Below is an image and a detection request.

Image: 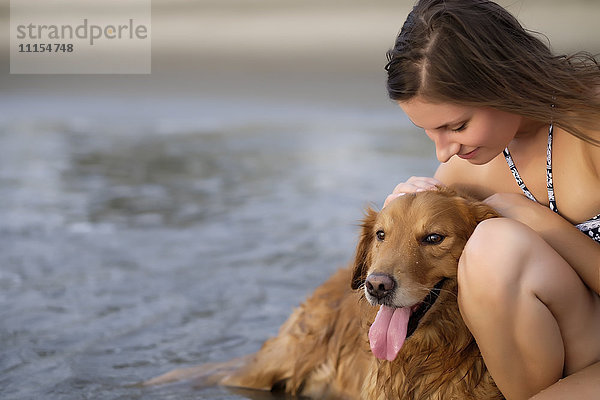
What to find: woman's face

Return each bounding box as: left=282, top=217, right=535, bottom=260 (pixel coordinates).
left=398, top=96, right=522, bottom=165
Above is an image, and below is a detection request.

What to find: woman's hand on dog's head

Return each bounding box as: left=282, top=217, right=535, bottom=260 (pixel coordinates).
left=384, top=176, right=445, bottom=208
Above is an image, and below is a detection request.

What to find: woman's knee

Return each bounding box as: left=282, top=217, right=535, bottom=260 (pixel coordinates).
left=458, top=218, right=536, bottom=306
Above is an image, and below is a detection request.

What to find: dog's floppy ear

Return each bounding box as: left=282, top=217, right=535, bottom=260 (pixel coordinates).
left=446, top=186, right=501, bottom=226
left=351, top=208, right=378, bottom=290
left=469, top=200, right=501, bottom=223
left=445, top=193, right=501, bottom=239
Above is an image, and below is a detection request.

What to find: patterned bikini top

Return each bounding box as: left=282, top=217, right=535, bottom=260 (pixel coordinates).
left=503, top=124, right=600, bottom=243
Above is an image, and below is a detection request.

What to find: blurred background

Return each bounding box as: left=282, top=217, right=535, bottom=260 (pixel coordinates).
left=0, top=1, right=598, bottom=399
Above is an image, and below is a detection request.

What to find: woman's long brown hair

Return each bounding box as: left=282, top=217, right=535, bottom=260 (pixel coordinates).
left=386, top=0, right=600, bottom=145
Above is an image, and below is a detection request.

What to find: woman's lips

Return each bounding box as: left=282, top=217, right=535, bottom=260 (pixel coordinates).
left=457, top=148, right=478, bottom=160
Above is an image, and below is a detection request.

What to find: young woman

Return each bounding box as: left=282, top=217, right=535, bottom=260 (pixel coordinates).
left=382, top=1, right=600, bottom=399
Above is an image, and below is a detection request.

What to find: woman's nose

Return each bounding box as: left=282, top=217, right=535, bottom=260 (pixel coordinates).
left=427, top=130, right=460, bottom=163
left=435, top=143, right=461, bottom=163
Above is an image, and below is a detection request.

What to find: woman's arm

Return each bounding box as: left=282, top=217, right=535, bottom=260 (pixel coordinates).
left=384, top=155, right=497, bottom=207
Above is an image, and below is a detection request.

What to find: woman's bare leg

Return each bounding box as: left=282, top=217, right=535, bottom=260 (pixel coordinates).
left=457, top=218, right=600, bottom=400
left=530, top=361, right=600, bottom=399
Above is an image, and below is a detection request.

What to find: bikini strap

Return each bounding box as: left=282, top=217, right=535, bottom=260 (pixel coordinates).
left=503, top=148, right=537, bottom=202
left=546, top=124, right=559, bottom=213
left=503, top=124, right=557, bottom=211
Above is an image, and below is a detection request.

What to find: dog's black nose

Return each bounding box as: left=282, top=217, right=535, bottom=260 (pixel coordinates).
left=365, top=273, right=395, bottom=300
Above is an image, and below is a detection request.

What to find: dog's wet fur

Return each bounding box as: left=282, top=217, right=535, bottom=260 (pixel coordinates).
left=145, top=187, right=504, bottom=399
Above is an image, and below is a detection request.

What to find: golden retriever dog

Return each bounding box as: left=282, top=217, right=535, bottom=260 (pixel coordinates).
left=145, top=187, right=504, bottom=399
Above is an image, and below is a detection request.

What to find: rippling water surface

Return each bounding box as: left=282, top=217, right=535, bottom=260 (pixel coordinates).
left=0, top=95, right=436, bottom=399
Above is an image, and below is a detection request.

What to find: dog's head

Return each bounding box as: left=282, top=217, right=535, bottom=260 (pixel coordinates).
left=351, top=187, right=498, bottom=361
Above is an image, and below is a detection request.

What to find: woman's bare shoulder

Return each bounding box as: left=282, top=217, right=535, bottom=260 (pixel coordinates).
left=434, top=154, right=515, bottom=200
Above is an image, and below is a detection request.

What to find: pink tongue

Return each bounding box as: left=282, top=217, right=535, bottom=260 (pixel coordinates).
left=368, top=305, right=411, bottom=361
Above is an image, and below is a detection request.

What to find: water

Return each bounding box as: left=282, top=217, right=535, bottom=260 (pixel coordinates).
left=0, top=95, right=436, bottom=400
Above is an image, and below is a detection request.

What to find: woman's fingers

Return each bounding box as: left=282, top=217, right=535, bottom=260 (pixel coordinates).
left=392, top=177, right=444, bottom=194
left=383, top=193, right=404, bottom=208
left=384, top=177, right=445, bottom=208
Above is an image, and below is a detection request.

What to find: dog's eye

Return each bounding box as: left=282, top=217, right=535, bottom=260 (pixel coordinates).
left=422, top=233, right=444, bottom=245
left=376, top=230, right=385, bottom=241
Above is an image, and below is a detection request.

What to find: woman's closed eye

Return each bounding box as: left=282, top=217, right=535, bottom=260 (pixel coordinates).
left=451, top=122, right=468, bottom=132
